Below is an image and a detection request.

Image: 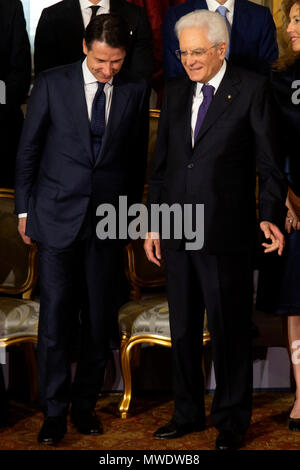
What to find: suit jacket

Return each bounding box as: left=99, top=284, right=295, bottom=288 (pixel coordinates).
left=162, top=0, right=278, bottom=78
left=0, top=0, right=31, bottom=106
left=34, top=0, right=153, bottom=81
left=0, top=0, right=31, bottom=188
left=271, top=60, right=300, bottom=197
left=15, top=61, right=149, bottom=249
left=148, top=64, right=287, bottom=254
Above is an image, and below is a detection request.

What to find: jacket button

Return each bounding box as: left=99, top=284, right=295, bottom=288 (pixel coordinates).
left=187, top=163, right=194, bottom=169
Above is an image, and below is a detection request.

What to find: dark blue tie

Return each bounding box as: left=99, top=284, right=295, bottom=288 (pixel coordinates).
left=90, top=81, right=106, bottom=162
left=194, top=84, right=215, bottom=140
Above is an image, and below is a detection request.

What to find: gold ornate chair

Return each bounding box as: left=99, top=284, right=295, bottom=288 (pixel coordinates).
left=0, top=189, right=39, bottom=400
left=118, top=110, right=210, bottom=419
left=118, top=239, right=210, bottom=419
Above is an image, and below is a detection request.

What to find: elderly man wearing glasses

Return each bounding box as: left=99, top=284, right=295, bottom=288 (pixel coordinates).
left=144, top=10, right=287, bottom=451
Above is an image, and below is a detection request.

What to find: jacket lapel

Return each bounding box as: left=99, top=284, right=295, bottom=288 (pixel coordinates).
left=193, top=64, right=241, bottom=146
left=181, top=80, right=196, bottom=156
left=65, top=61, right=94, bottom=164
left=95, top=72, right=132, bottom=166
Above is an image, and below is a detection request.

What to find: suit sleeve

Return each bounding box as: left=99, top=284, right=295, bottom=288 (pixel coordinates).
left=256, top=9, right=278, bottom=75
left=5, top=1, right=31, bottom=106
left=162, top=9, right=184, bottom=79
left=34, top=9, right=58, bottom=76
left=147, top=85, right=169, bottom=231
left=15, top=74, right=50, bottom=214
left=128, top=81, right=150, bottom=205
left=126, top=8, right=153, bottom=82
left=250, top=79, right=287, bottom=227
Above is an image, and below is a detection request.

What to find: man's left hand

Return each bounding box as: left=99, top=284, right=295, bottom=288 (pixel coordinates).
left=260, top=221, right=285, bottom=256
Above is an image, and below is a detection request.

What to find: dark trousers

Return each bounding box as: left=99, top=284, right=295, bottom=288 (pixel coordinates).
left=37, top=236, right=123, bottom=417
left=164, top=248, right=253, bottom=433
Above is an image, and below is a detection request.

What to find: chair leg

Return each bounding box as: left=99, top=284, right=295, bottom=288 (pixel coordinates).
left=119, top=335, right=136, bottom=419
left=131, top=343, right=141, bottom=370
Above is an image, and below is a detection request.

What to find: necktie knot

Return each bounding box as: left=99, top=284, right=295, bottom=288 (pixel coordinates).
left=97, top=81, right=105, bottom=93
left=217, top=5, right=228, bottom=17
left=201, top=84, right=215, bottom=99
left=90, top=5, right=100, bottom=20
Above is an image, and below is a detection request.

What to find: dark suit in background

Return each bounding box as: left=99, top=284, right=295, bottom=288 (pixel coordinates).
left=34, top=0, right=153, bottom=80
left=162, top=0, right=278, bottom=78
left=0, top=0, right=31, bottom=188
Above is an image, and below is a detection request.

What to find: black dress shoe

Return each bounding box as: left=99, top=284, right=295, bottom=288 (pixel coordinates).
left=38, top=416, right=67, bottom=445
left=71, top=409, right=103, bottom=435
left=288, top=416, right=300, bottom=431
left=153, top=420, right=205, bottom=439
left=215, top=430, right=244, bottom=450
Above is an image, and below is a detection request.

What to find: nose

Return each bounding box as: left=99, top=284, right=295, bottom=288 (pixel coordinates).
left=184, top=53, right=196, bottom=67
left=102, top=62, right=113, bottom=77
left=287, top=21, right=293, bottom=34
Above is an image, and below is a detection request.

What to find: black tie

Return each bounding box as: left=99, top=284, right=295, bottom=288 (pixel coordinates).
left=90, top=82, right=106, bottom=162
left=90, top=5, right=100, bottom=22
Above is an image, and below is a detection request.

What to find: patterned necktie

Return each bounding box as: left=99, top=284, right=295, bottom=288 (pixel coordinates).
left=90, top=5, right=100, bottom=22
left=216, top=6, right=231, bottom=59
left=90, top=81, right=106, bottom=161
left=194, top=84, right=215, bottom=140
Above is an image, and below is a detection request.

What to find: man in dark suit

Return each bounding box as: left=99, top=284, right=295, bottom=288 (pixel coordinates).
left=0, top=0, right=31, bottom=188
left=15, top=14, right=148, bottom=445
left=34, top=0, right=153, bottom=81
left=144, top=10, right=287, bottom=450
left=162, top=0, right=278, bottom=78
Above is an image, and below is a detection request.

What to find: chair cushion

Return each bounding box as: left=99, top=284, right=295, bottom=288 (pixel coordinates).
left=0, top=297, right=39, bottom=343
left=119, top=294, right=170, bottom=338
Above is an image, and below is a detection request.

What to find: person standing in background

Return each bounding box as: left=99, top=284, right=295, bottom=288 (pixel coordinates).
left=257, top=0, right=300, bottom=431
left=0, top=0, right=31, bottom=426
left=34, top=0, right=153, bottom=81
left=162, top=0, right=278, bottom=78
left=0, top=0, right=31, bottom=188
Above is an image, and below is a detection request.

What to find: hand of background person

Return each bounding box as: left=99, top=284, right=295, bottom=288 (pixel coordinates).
left=260, top=221, right=285, bottom=256
left=285, top=193, right=300, bottom=233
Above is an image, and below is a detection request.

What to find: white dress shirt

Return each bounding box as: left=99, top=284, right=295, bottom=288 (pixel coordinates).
left=191, top=60, right=227, bottom=147
left=82, top=57, right=113, bottom=122
left=18, top=58, right=113, bottom=219
left=206, top=0, right=235, bottom=25
left=79, top=0, right=110, bottom=28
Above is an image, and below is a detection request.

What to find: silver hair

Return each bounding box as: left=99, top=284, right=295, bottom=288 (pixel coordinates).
left=174, top=10, right=229, bottom=45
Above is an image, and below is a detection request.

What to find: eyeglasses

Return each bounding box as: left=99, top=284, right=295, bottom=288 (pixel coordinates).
left=175, top=45, right=217, bottom=60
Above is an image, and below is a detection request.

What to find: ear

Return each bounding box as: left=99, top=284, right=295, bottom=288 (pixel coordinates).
left=83, top=39, right=88, bottom=56
left=218, top=42, right=227, bottom=60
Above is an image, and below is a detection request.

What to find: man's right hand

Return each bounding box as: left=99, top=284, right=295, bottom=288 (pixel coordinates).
left=18, top=217, right=33, bottom=245
left=144, top=232, right=162, bottom=267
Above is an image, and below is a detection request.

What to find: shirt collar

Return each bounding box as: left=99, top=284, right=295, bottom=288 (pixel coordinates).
left=206, top=0, right=235, bottom=14
left=195, top=60, right=227, bottom=97
left=82, top=57, right=113, bottom=86
left=79, top=0, right=110, bottom=11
